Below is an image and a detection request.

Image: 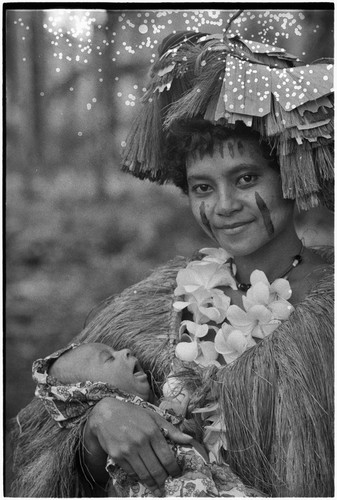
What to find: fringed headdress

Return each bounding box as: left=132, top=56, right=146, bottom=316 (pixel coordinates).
left=121, top=14, right=334, bottom=211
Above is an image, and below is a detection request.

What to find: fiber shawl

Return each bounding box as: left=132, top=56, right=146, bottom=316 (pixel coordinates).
left=11, top=248, right=334, bottom=497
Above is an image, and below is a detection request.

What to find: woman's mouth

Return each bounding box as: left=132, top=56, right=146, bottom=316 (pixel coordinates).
left=214, top=220, right=253, bottom=234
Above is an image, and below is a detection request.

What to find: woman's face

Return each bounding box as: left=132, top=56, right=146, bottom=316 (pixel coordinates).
left=186, top=136, right=295, bottom=258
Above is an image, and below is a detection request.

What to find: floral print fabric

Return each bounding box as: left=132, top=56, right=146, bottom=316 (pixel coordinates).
left=107, top=440, right=262, bottom=497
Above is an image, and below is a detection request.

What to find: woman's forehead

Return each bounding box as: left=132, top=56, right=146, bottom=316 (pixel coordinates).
left=186, top=137, right=267, bottom=169
left=190, top=136, right=261, bottom=157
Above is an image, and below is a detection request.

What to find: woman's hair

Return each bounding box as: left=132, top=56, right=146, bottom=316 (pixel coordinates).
left=165, top=118, right=279, bottom=193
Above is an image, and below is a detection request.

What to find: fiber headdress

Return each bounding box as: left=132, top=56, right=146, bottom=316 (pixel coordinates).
left=121, top=20, right=334, bottom=211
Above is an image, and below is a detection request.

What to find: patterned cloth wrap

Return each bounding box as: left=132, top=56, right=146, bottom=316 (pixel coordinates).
left=33, top=344, right=262, bottom=497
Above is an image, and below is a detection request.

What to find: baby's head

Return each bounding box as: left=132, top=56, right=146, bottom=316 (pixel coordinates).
left=49, top=343, right=151, bottom=401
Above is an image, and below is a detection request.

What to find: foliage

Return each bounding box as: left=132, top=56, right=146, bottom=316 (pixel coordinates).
left=5, top=169, right=209, bottom=424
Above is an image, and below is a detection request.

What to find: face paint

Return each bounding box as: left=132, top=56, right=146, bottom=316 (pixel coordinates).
left=199, top=202, right=217, bottom=241
left=237, top=140, right=245, bottom=156
left=218, top=141, right=224, bottom=159
left=227, top=141, right=235, bottom=159
left=255, top=192, right=274, bottom=237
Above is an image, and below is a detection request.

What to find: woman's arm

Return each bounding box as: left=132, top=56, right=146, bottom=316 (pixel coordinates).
left=83, top=397, right=194, bottom=496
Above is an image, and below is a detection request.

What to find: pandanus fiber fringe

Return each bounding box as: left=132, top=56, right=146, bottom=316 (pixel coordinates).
left=11, top=399, right=89, bottom=497
left=213, top=271, right=334, bottom=496
left=121, top=96, right=164, bottom=182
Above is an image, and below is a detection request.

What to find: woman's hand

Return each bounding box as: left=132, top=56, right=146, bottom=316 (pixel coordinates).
left=84, top=397, right=193, bottom=496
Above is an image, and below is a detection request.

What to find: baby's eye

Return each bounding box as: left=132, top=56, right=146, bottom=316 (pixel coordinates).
left=104, top=353, right=115, bottom=363
left=190, top=184, right=213, bottom=194
left=237, top=174, right=257, bottom=186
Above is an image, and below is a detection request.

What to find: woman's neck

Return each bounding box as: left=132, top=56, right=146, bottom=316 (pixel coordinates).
left=233, top=228, right=303, bottom=285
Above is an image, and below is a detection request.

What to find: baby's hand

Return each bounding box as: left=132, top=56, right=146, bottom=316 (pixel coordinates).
left=159, top=399, right=187, bottom=416
left=161, top=374, right=191, bottom=417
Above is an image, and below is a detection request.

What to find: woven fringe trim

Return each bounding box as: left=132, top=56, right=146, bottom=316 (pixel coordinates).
left=11, top=399, right=90, bottom=497
left=121, top=96, right=164, bottom=182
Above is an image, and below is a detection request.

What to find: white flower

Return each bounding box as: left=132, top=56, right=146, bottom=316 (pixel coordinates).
left=193, top=402, right=227, bottom=459
left=199, top=247, right=233, bottom=264
left=174, top=259, right=237, bottom=296
left=175, top=337, right=220, bottom=366
left=174, top=252, right=294, bottom=366
left=174, top=287, right=231, bottom=324
left=197, top=341, right=220, bottom=366
left=214, top=323, right=256, bottom=363
left=226, top=304, right=281, bottom=339
left=242, top=270, right=294, bottom=323
left=176, top=322, right=220, bottom=366
left=203, top=415, right=227, bottom=462
left=179, top=320, right=209, bottom=338
left=175, top=339, right=199, bottom=362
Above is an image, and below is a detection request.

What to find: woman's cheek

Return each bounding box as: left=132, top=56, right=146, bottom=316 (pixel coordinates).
left=199, top=201, right=211, bottom=230
left=189, top=197, right=200, bottom=222
left=255, top=191, right=275, bottom=237
left=190, top=200, right=218, bottom=242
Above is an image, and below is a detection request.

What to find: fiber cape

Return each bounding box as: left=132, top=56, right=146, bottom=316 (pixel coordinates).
left=11, top=246, right=334, bottom=497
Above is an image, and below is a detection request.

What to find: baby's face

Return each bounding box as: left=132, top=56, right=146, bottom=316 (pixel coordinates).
left=66, top=343, right=151, bottom=401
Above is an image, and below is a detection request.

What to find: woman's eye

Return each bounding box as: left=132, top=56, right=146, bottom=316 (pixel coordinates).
left=191, top=184, right=212, bottom=194
left=237, top=174, right=257, bottom=186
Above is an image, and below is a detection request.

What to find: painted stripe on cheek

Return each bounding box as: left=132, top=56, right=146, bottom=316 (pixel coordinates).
left=255, top=192, right=275, bottom=237
left=200, top=202, right=217, bottom=241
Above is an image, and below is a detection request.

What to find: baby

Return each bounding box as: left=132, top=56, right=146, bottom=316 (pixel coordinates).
left=33, top=342, right=262, bottom=497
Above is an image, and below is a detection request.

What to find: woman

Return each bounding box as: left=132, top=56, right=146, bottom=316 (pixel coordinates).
left=12, top=26, right=333, bottom=497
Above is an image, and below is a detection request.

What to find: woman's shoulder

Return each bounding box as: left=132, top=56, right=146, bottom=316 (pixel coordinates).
left=308, top=245, right=334, bottom=264
left=290, top=246, right=333, bottom=306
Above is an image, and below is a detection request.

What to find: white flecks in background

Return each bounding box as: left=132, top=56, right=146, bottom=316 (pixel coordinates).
left=14, top=8, right=331, bottom=140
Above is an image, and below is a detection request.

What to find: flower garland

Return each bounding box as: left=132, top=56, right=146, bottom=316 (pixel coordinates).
left=173, top=247, right=294, bottom=366
left=165, top=247, right=295, bottom=462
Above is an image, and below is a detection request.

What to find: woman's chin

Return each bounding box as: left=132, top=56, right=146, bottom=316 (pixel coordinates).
left=216, top=239, right=263, bottom=259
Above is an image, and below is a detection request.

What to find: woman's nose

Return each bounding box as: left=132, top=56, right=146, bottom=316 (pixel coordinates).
left=215, top=188, right=241, bottom=216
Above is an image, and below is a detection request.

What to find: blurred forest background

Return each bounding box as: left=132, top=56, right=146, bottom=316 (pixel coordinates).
left=5, top=6, right=334, bottom=494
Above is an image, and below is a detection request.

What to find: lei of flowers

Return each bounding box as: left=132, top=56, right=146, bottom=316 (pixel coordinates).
left=166, top=247, right=294, bottom=461
left=173, top=247, right=294, bottom=366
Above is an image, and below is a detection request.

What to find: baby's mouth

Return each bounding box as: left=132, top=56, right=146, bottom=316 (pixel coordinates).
left=133, top=360, right=145, bottom=376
